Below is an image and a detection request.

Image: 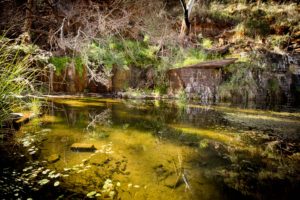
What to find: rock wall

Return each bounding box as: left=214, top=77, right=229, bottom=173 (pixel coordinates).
left=112, top=66, right=154, bottom=92
left=43, top=65, right=155, bottom=94
left=42, top=65, right=108, bottom=94
left=112, top=68, right=131, bottom=91
left=168, top=67, right=222, bottom=101
left=260, top=52, right=300, bottom=105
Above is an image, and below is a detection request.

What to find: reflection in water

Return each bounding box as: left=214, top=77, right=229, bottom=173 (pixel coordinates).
left=1, top=98, right=300, bottom=199
left=86, top=109, right=112, bottom=130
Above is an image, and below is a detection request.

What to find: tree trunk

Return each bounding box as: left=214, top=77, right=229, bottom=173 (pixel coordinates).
left=179, top=0, right=195, bottom=39
left=49, top=66, right=54, bottom=93
left=179, top=16, right=190, bottom=39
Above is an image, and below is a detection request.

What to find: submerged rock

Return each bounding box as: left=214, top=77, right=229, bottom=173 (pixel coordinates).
left=164, top=173, right=183, bottom=188
left=153, top=164, right=170, bottom=181
left=71, top=143, right=96, bottom=152
left=47, top=154, right=60, bottom=163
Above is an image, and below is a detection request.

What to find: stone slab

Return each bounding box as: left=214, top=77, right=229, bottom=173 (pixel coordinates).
left=70, top=143, right=96, bottom=152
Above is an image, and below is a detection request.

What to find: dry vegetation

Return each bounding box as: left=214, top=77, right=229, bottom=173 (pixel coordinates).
left=1, top=0, right=298, bottom=56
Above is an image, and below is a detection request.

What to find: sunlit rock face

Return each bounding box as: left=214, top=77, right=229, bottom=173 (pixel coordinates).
left=167, top=59, right=236, bottom=102
left=169, top=67, right=221, bottom=101
left=112, top=66, right=155, bottom=92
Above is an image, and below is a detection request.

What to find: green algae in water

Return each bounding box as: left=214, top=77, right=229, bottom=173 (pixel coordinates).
left=4, top=98, right=300, bottom=199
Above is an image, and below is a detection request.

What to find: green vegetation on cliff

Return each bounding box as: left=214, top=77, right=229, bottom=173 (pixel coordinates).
left=49, top=56, right=84, bottom=76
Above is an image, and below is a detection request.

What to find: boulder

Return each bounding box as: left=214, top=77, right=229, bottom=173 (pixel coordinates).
left=48, top=154, right=60, bottom=163
left=13, top=113, right=36, bottom=130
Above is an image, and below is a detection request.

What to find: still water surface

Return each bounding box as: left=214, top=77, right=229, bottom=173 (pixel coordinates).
left=1, top=98, right=300, bottom=199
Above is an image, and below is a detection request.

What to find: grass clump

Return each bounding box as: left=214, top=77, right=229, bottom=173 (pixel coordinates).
left=174, top=48, right=220, bottom=67
left=268, top=35, right=291, bottom=50
left=0, top=37, right=39, bottom=123
left=202, top=38, right=213, bottom=49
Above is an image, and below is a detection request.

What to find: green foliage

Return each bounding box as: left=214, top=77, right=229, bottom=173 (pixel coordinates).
left=49, top=56, right=84, bottom=76
left=269, top=35, right=290, bottom=49
left=209, top=10, right=239, bottom=25
left=86, top=38, right=160, bottom=70
left=177, top=89, right=188, bottom=104
left=0, top=37, right=39, bottom=123
left=154, top=84, right=168, bottom=95
left=49, top=57, right=70, bottom=76
left=87, top=42, right=125, bottom=70
left=244, top=9, right=270, bottom=37
left=174, top=48, right=220, bottom=67
left=202, top=38, right=213, bottom=49
left=267, top=77, right=279, bottom=93
left=218, top=61, right=264, bottom=101
left=74, top=57, right=84, bottom=76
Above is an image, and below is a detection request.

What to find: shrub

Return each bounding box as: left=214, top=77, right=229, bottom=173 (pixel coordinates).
left=85, top=37, right=160, bottom=70
left=244, top=9, right=270, bottom=37
left=218, top=60, right=264, bottom=101
left=177, top=89, right=188, bottom=103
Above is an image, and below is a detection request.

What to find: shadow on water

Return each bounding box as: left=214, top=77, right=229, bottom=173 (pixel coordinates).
left=1, top=98, right=300, bottom=199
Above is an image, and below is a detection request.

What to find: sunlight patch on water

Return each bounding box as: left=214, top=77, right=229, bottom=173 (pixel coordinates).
left=50, top=98, right=106, bottom=107
left=225, top=112, right=300, bottom=124
left=187, top=104, right=300, bottom=120
left=171, top=124, right=241, bottom=146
